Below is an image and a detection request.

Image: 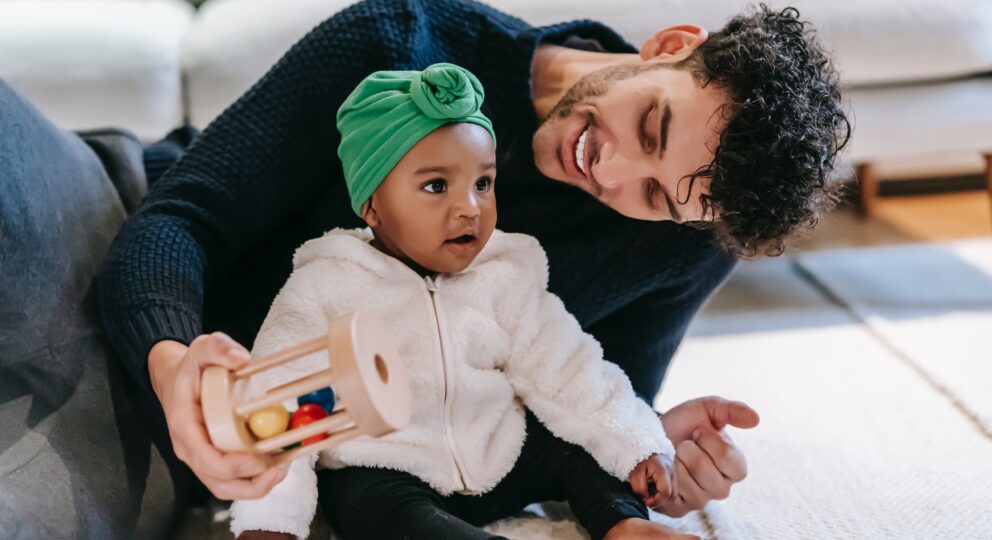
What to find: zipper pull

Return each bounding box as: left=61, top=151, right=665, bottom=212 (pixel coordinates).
left=424, top=275, right=438, bottom=292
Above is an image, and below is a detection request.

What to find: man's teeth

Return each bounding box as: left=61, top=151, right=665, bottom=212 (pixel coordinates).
left=575, top=129, right=587, bottom=175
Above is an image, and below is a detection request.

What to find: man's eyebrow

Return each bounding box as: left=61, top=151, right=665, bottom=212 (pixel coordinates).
left=656, top=179, right=684, bottom=222
left=414, top=165, right=453, bottom=175
left=658, top=100, right=672, bottom=160
left=648, top=178, right=682, bottom=223
left=644, top=179, right=683, bottom=222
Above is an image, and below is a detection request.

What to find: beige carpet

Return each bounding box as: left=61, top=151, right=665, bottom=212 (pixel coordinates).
left=652, top=240, right=992, bottom=539
left=796, top=239, right=992, bottom=437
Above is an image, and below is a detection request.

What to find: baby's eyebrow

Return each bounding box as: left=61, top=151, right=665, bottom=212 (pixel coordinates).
left=480, top=162, right=497, bottom=170
left=414, top=165, right=454, bottom=175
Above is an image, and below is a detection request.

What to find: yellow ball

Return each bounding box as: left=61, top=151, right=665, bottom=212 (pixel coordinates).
left=248, top=405, right=290, bottom=439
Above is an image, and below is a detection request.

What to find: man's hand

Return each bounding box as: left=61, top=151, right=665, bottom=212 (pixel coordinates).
left=149, top=333, right=288, bottom=500
left=628, top=453, right=676, bottom=509
left=655, top=396, right=760, bottom=516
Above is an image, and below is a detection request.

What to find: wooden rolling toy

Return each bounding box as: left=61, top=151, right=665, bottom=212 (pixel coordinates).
left=200, top=312, right=410, bottom=465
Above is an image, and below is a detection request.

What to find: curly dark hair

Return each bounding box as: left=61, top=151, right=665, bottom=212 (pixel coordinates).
left=677, top=4, right=851, bottom=257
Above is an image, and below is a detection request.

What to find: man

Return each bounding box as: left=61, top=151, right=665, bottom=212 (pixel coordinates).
left=83, top=0, right=842, bottom=534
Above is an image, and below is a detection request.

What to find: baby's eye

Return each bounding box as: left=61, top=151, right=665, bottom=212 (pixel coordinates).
left=423, top=179, right=447, bottom=193
left=474, top=177, right=493, bottom=192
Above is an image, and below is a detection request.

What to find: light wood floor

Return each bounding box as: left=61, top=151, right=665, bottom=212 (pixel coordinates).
left=796, top=189, right=992, bottom=251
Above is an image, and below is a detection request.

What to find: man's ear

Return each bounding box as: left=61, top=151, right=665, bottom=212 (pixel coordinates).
left=361, top=197, right=379, bottom=227
left=639, top=25, right=708, bottom=63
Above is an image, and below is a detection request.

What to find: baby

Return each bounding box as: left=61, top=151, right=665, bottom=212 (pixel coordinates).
left=230, top=63, right=686, bottom=540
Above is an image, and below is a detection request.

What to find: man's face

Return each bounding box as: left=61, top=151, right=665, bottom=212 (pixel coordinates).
left=532, top=63, right=728, bottom=222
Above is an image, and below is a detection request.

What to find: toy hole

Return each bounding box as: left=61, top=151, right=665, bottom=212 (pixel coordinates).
left=374, top=355, right=389, bottom=384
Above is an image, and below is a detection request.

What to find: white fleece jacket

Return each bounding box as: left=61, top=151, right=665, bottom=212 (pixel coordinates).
left=230, top=228, right=674, bottom=538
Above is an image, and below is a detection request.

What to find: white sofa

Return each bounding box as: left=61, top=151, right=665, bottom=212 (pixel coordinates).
left=0, top=0, right=193, bottom=141
left=3, top=0, right=991, bottom=187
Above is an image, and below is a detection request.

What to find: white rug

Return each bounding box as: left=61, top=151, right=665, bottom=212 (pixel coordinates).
left=796, top=238, right=992, bottom=436
left=653, top=241, right=992, bottom=539
left=482, top=502, right=711, bottom=539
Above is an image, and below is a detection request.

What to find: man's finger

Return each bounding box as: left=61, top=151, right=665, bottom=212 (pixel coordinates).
left=694, top=426, right=747, bottom=482
left=208, top=466, right=289, bottom=501
left=174, top=391, right=271, bottom=481
left=251, top=464, right=290, bottom=493
left=706, top=399, right=760, bottom=431
left=658, top=496, right=689, bottom=518
left=232, top=453, right=273, bottom=478
left=171, top=437, right=190, bottom=464
left=181, top=420, right=268, bottom=480
left=673, top=455, right=704, bottom=511
left=193, top=332, right=251, bottom=370
left=210, top=331, right=252, bottom=361
left=678, top=438, right=731, bottom=501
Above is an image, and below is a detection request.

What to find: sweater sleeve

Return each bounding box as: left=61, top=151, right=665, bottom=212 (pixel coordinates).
left=583, top=242, right=737, bottom=403
left=497, top=241, right=675, bottom=481
left=97, top=1, right=401, bottom=392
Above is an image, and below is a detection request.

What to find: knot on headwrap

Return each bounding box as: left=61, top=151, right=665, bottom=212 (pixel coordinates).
left=410, top=63, right=484, bottom=120
left=336, top=63, right=496, bottom=217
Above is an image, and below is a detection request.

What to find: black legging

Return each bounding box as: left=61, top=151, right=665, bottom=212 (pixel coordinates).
left=317, top=411, right=647, bottom=540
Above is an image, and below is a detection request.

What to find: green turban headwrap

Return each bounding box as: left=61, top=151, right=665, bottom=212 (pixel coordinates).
left=337, top=63, right=496, bottom=216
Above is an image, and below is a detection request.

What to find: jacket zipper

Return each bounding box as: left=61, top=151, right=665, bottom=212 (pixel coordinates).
left=424, top=275, right=470, bottom=491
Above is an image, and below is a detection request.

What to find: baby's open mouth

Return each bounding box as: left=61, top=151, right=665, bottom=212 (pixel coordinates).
left=446, top=234, right=476, bottom=245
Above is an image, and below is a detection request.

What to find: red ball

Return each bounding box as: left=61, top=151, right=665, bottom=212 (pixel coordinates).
left=290, top=403, right=329, bottom=445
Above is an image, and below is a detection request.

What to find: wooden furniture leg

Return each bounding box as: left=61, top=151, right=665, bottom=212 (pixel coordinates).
left=984, top=154, right=992, bottom=226
left=857, top=162, right=879, bottom=217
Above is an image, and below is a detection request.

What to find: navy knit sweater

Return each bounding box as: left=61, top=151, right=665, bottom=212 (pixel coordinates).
left=99, top=0, right=736, bottom=402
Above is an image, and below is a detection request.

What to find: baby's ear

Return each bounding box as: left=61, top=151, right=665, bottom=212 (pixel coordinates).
left=361, top=199, right=379, bottom=227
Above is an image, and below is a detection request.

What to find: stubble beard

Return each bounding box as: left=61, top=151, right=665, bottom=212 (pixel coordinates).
left=533, top=62, right=666, bottom=178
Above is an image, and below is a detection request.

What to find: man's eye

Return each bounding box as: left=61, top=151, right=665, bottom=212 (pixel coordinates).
left=641, top=105, right=654, bottom=153
left=474, top=177, right=493, bottom=191
left=423, top=179, right=447, bottom=193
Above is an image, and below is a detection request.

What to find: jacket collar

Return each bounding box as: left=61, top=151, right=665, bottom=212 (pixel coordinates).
left=293, top=227, right=506, bottom=283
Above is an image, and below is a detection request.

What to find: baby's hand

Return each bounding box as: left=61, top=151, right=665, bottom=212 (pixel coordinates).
left=628, top=453, right=676, bottom=510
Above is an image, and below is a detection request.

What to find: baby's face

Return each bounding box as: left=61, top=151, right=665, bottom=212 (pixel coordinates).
left=364, top=123, right=497, bottom=275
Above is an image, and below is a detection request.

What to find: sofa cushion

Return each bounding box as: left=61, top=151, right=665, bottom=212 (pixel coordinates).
left=183, top=0, right=354, bottom=127
left=183, top=0, right=992, bottom=127
left=0, top=0, right=193, bottom=141
left=0, top=79, right=175, bottom=540
left=489, top=0, right=992, bottom=87
left=845, top=77, right=992, bottom=163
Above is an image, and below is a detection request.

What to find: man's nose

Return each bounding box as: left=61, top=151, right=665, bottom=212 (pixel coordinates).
left=592, top=141, right=654, bottom=197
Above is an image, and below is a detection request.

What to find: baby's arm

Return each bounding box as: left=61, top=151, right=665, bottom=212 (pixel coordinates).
left=229, top=261, right=341, bottom=539
left=496, top=239, right=675, bottom=482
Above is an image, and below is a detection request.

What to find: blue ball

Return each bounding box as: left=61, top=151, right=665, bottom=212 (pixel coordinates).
left=298, top=386, right=335, bottom=412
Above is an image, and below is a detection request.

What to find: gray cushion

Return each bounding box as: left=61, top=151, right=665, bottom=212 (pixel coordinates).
left=0, top=80, right=173, bottom=540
